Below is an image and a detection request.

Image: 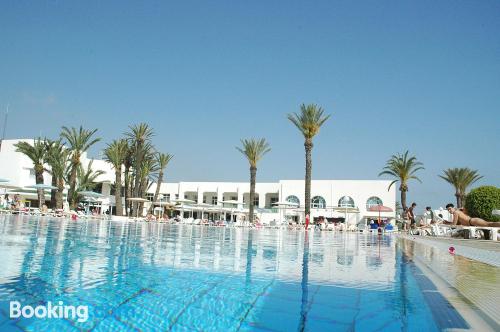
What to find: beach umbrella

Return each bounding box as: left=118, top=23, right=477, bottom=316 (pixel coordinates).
left=79, top=196, right=98, bottom=214
left=171, top=199, right=196, bottom=218
left=26, top=184, right=57, bottom=190
left=152, top=200, right=175, bottom=218
left=273, top=201, right=299, bottom=207
left=25, top=184, right=57, bottom=206
left=330, top=206, right=360, bottom=225
left=78, top=191, right=104, bottom=198
left=368, top=204, right=393, bottom=225
left=153, top=201, right=174, bottom=206
left=172, top=198, right=196, bottom=205
left=0, top=184, right=21, bottom=190
left=219, top=200, right=242, bottom=220
left=193, top=203, right=213, bottom=219
left=219, top=200, right=240, bottom=206
left=273, top=201, right=299, bottom=223
left=218, top=200, right=242, bottom=221
left=126, top=197, right=149, bottom=202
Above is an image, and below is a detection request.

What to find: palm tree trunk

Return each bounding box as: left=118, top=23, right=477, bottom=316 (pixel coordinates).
left=68, top=161, right=78, bottom=209
left=114, top=170, right=123, bottom=216
left=455, top=192, right=463, bottom=209
left=124, top=166, right=130, bottom=216
left=138, top=175, right=148, bottom=216
left=401, top=189, right=407, bottom=212
left=249, top=166, right=257, bottom=223
left=299, top=231, right=310, bottom=330
left=304, top=139, right=313, bottom=217
left=50, top=175, right=57, bottom=208
left=149, top=171, right=163, bottom=214
left=35, top=170, right=45, bottom=207
left=132, top=146, right=144, bottom=214
left=56, top=178, right=64, bottom=209
left=133, top=163, right=142, bottom=198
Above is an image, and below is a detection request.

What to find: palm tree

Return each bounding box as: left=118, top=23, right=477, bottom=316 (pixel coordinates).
left=45, top=139, right=69, bottom=209
left=76, top=160, right=105, bottom=192
left=378, top=151, right=424, bottom=211
left=149, top=152, right=174, bottom=213
left=65, top=160, right=105, bottom=207
left=237, top=138, right=271, bottom=224
left=137, top=154, right=158, bottom=214
left=61, top=126, right=101, bottom=209
left=14, top=139, right=47, bottom=206
left=287, top=104, right=330, bottom=217
left=125, top=123, right=154, bottom=214
left=44, top=139, right=58, bottom=207
left=439, top=167, right=482, bottom=208
left=104, top=139, right=128, bottom=216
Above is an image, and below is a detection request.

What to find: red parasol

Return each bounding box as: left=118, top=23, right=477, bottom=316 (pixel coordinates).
left=368, top=204, right=393, bottom=225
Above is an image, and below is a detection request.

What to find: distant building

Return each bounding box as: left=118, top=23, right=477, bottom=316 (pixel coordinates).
left=0, top=139, right=396, bottom=225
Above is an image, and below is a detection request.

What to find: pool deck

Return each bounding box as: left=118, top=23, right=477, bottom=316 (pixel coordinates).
left=400, top=234, right=500, bottom=267
left=399, top=234, right=500, bottom=330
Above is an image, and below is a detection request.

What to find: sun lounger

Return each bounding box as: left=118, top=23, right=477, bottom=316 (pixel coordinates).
left=431, top=223, right=498, bottom=241
left=462, top=226, right=498, bottom=241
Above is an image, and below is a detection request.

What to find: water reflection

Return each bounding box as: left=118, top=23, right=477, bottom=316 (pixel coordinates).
left=0, top=216, right=398, bottom=292
left=399, top=237, right=500, bottom=327
left=299, top=230, right=310, bottom=330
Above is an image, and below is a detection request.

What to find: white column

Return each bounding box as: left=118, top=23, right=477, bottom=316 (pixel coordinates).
left=197, top=188, right=203, bottom=204
left=237, top=189, right=244, bottom=205
left=258, top=192, right=265, bottom=208
left=217, top=187, right=223, bottom=204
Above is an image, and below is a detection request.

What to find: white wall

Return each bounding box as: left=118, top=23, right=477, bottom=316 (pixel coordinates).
left=0, top=139, right=396, bottom=221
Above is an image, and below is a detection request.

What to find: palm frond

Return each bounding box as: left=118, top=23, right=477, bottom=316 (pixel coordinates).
left=378, top=150, right=424, bottom=191
left=287, top=104, right=330, bottom=140
left=236, top=138, right=271, bottom=168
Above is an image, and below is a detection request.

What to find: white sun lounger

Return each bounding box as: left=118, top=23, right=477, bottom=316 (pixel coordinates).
left=432, top=223, right=498, bottom=241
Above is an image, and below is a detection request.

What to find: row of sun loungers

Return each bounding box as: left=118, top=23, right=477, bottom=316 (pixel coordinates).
left=126, top=216, right=366, bottom=232
left=410, top=223, right=498, bottom=241
left=0, top=208, right=109, bottom=220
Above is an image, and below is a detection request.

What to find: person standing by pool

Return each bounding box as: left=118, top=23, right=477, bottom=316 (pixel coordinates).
left=423, top=206, right=435, bottom=225
left=407, top=203, right=417, bottom=228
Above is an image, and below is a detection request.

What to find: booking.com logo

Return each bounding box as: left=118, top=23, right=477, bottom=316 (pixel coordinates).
left=10, top=301, right=89, bottom=322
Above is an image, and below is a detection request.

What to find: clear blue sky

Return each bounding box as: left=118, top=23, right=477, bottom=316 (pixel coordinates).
left=1, top=1, right=499, bottom=211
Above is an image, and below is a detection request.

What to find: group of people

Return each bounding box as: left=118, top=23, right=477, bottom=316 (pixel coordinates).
left=144, top=213, right=171, bottom=222
left=402, top=202, right=499, bottom=232
left=0, top=193, right=22, bottom=210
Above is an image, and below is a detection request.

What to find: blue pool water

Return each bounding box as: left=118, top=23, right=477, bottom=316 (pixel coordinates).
left=0, top=215, right=467, bottom=331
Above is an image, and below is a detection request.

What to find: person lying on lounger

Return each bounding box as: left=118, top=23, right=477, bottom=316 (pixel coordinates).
left=446, top=203, right=500, bottom=227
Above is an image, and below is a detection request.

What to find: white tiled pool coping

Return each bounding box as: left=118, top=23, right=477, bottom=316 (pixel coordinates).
left=399, top=234, right=500, bottom=267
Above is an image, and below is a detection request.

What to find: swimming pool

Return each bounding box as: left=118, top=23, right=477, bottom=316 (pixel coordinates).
left=0, top=215, right=473, bottom=331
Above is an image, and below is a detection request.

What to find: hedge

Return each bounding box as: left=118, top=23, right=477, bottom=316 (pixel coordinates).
left=464, top=186, right=500, bottom=222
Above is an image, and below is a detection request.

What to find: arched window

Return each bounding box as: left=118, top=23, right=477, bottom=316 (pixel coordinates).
left=366, top=196, right=383, bottom=209
left=338, top=196, right=355, bottom=208
left=286, top=195, right=300, bottom=206
left=311, top=196, right=326, bottom=208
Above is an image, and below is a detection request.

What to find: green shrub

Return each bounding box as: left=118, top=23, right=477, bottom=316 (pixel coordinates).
left=465, top=186, right=500, bottom=222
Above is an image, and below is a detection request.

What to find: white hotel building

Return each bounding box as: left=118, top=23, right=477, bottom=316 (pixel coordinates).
left=0, top=139, right=396, bottom=226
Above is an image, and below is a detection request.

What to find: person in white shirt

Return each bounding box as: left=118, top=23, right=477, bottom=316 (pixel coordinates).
left=423, top=206, right=435, bottom=225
